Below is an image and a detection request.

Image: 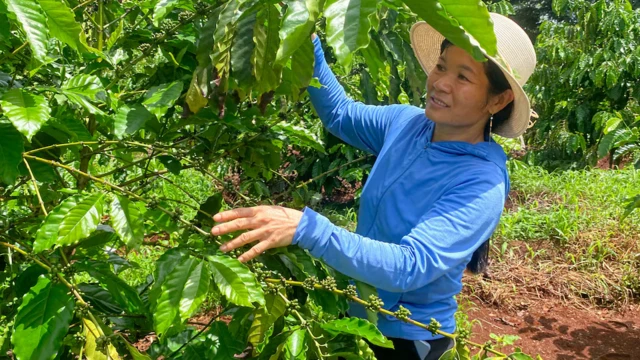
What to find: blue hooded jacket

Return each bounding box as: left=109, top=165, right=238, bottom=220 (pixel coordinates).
left=292, top=37, right=510, bottom=340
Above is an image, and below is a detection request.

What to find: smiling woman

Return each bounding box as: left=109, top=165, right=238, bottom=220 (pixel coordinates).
left=213, top=12, right=537, bottom=360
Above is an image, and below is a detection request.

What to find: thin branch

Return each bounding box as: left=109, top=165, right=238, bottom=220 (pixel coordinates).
left=167, top=306, right=230, bottom=359
left=23, top=158, right=48, bottom=216
left=264, top=278, right=509, bottom=357
left=23, top=154, right=209, bottom=236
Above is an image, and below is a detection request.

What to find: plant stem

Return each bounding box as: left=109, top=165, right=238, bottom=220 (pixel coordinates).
left=23, top=154, right=209, bottom=236
left=167, top=306, right=229, bottom=359
left=23, top=141, right=152, bottom=156
left=264, top=278, right=509, bottom=357
left=23, top=158, right=48, bottom=216
left=0, top=242, right=51, bottom=271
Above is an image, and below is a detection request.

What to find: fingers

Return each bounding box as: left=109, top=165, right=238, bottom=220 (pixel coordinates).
left=211, top=217, right=255, bottom=236
left=213, top=207, right=257, bottom=222
left=238, top=240, right=273, bottom=263
left=220, top=229, right=265, bottom=253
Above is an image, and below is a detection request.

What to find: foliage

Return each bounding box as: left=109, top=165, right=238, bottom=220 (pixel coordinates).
left=0, top=0, right=536, bottom=359
left=526, top=0, right=640, bottom=170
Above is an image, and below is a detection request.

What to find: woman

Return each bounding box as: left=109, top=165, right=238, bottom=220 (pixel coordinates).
left=211, top=13, right=536, bottom=360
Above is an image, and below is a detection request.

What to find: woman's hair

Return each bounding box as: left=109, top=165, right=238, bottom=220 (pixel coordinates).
left=439, top=39, right=507, bottom=274
left=439, top=39, right=514, bottom=135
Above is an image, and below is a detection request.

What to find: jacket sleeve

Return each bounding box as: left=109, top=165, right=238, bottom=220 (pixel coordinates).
left=292, top=172, right=506, bottom=292
left=308, top=36, right=420, bottom=156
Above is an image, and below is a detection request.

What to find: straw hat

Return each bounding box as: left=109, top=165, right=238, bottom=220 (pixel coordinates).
left=410, top=13, right=536, bottom=138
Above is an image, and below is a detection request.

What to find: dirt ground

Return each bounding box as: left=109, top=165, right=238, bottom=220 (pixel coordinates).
left=464, top=298, right=640, bottom=359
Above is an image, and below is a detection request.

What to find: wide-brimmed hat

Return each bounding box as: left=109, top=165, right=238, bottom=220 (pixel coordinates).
left=410, top=13, right=536, bottom=138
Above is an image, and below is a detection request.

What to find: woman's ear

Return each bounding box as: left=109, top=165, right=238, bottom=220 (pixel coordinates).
left=488, top=89, right=514, bottom=114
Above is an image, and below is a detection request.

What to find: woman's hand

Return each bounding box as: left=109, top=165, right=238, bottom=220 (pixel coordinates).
left=211, top=206, right=303, bottom=262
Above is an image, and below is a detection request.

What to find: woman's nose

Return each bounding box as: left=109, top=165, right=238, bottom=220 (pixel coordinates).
left=433, top=75, right=453, bottom=93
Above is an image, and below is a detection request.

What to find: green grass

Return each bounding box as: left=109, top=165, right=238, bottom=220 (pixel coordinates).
left=498, top=161, right=640, bottom=244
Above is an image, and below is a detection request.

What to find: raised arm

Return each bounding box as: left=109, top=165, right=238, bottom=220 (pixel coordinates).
left=292, top=172, right=506, bottom=292
left=308, top=36, right=421, bottom=155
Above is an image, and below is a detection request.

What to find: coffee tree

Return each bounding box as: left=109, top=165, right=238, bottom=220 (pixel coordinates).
left=0, top=0, right=536, bottom=358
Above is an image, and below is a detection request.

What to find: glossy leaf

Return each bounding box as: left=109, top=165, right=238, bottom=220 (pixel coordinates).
left=195, top=193, right=223, bottom=226
left=321, top=318, right=393, bottom=348
left=75, top=261, right=145, bottom=314
left=142, top=81, right=184, bottom=118
left=0, top=88, right=51, bottom=141
left=275, top=0, right=320, bottom=64
left=153, top=256, right=210, bottom=337
left=110, top=196, right=145, bottom=249
left=273, top=122, right=325, bottom=153
left=83, top=318, right=121, bottom=360
left=402, top=0, right=496, bottom=61
left=12, top=276, right=75, bottom=360
left=206, top=254, right=265, bottom=307
left=324, top=0, right=377, bottom=67
left=158, top=155, right=182, bottom=175
left=253, top=5, right=282, bottom=94
left=37, top=0, right=85, bottom=51
left=248, top=292, right=287, bottom=346
left=148, top=247, right=190, bottom=307
left=33, top=195, right=82, bottom=253
left=283, top=329, right=307, bottom=359
left=153, top=0, right=179, bottom=26
left=61, top=74, right=105, bottom=115
left=123, top=337, right=152, bottom=360
left=112, top=104, right=154, bottom=139
left=107, top=20, right=124, bottom=50
left=56, top=192, right=105, bottom=247
left=0, top=121, right=24, bottom=184
left=231, top=11, right=257, bottom=89
left=4, top=0, right=49, bottom=61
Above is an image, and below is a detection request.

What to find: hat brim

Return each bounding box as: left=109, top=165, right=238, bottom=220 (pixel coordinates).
left=409, top=22, right=531, bottom=138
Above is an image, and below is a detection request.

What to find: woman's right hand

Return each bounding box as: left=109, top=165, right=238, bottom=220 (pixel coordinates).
left=311, top=33, right=317, bottom=40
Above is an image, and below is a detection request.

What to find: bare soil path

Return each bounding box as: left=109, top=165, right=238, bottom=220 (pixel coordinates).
left=465, top=298, right=640, bottom=359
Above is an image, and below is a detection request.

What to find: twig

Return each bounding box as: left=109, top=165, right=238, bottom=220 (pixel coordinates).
left=264, top=278, right=510, bottom=357
left=23, top=154, right=208, bottom=237
left=167, top=306, right=229, bottom=359
left=23, top=158, right=48, bottom=216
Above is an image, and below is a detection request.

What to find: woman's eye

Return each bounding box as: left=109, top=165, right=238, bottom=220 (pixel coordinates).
left=436, top=64, right=445, bottom=72
left=458, top=74, right=469, bottom=82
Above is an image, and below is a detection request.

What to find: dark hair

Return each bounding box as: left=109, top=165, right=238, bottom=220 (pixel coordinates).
left=439, top=39, right=514, bottom=135
left=439, top=39, right=508, bottom=274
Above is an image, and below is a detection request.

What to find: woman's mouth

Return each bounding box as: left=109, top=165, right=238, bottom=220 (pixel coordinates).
left=430, top=96, right=449, bottom=108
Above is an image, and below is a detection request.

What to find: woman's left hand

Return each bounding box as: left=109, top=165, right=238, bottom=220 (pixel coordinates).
left=211, top=206, right=303, bottom=262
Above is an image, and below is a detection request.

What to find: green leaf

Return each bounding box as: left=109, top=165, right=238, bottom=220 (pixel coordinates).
left=321, top=318, right=394, bottom=348
left=61, top=74, right=105, bottom=115
left=36, top=0, right=85, bottom=52
left=324, top=0, right=377, bottom=68
left=0, top=88, right=51, bottom=141
left=598, top=129, right=629, bottom=158
left=274, top=122, right=325, bottom=153
left=185, top=71, right=208, bottom=114
left=283, top=329, right=307, bottom=359
left=33, top=195, right=81, bottom=253
left=153, top=256, right=210, bottom=337
left=508, top=352, right=534, bottom=360
left=0, top=121, right=24, bottom=184
left=153, top=0, right=179, bottom=26
left=402, top=0, right=497, bottom=60
left=604, top=117, right=622, bottom=134
left=47, top=117, right=93, bottom=142
left=206, top=254, right=265, bottom=307
left=149, top=248, right=190, bottom=306
left=195, top=193, right=223, bottom=226
left=57, top=192, right=105, bottom=247
left=276, top=0, right=320, bottom=65
left=75, top=261, right=145, bottom=314
left=439, top=346, right=458, bottom=360
left=12, top=276, right=75, bottom=360
left=123, top=337, right=152, bottom=360
left=253, top=5, right=282, bottom=94
left=208, top=321, right=245, bottom=359
left=158, top=155, right=182, bottom=175
left=107, top=20, right=124, bottom=50
left=142, top=81, right=184, bottom=118
left=4, top=0, right=49, bottom=61
left=112, top=104, right=154, bottom=139
left=83, top=318, right=121, bottom=360
left=248, top=292, right=287, bottom=346
left=110, top=196, right=145, bottom=249
left=231, top=11, right=257, bottom=90
left=77, top=283, right=125, bottom=315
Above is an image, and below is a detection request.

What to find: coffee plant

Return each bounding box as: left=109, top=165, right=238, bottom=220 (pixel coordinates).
left=0, top=0, right=537, bottom=358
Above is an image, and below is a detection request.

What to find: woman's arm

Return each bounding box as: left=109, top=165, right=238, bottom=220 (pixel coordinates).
left=292, top=172, right=506, bottom=293
left=309, top=36, right=421, bottom=156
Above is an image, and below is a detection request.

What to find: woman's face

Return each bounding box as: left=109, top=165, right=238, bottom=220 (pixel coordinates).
left=425, top=45, right=511, bottom=131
